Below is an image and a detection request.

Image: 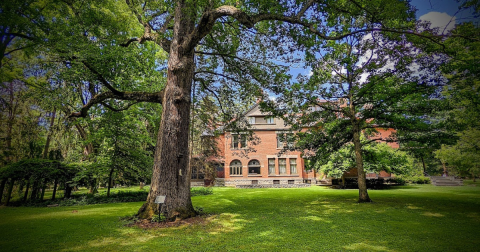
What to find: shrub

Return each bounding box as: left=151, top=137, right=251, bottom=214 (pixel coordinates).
left=411, top=176, right=430, bottom=184
left=15, top=186, right=213, bottom=207
left=390, top=177, right=406, bottom=185
left=191, top=187, right=213, bottom=196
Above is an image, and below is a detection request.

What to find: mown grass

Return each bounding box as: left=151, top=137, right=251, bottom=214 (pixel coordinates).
left=1, top=182, right=479, bottom=251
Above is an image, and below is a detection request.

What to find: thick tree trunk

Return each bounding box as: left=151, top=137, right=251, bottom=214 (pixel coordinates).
left=352, top=121, right=371, bottom=203
left=51, top=179, right=58, bottom=200
left=442, top=162, right=448, bottom=176
left=137, top=1, right=195, bottom=220
left=43, top=108, right=57, bottom=159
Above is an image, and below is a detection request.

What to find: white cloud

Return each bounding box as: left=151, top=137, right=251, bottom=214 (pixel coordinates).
left=419, top=11, right=456, bottom=33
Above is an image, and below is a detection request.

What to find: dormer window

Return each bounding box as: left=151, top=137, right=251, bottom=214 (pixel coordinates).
left=266, top=117, right=274, bottom=124
left=249, top=117, right=256, bottom=124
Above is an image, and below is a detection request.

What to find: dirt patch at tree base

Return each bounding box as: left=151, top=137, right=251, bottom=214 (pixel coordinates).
left=127, top=214, right=215, bottom=229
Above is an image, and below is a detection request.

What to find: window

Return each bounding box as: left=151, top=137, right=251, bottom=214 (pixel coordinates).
left=268, top=158, right=275, bottom=175
left=231, top=134, right=247, bottom=149
left=266, top=117, right=274, bottom=124
left=273, top=180, right=280, bottom=184
left=286, top=133, right=295, bottom=148
left=290, top=158, right=297, bottom=174
left=230, top=160, right=242, bottom=175
left=249, top=117, right=255, bottom=124
left=277, top=132, right=295, bottom=148
left=248, top=159, right=261, bottom=175
left=191, top=165, right=205, bottom=180
left=252, top=180, right=258, bottom=185
left=277, top=133, right=283, bottom=148
left=231, top=135, right=239, bottom=149
left=279, top=158, right=286, bottom=174
left=288, top=180, right=294, bottom=184
left=240, top=135, right=247, bottom=149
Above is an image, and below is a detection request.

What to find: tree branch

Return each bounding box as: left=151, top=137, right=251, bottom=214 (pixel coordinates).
left=101, top=101, right=140, bottom=112
left=123, top=0, right=172, bottom=52
left=2, top=32, right=35, bottom=41
left=81, top=61, right=122, bottom=95
left=194, top=78, right=227, bottom=116
left=195, top=70, right=242, bottom=83
left=69, top=90, right=164, bottom=118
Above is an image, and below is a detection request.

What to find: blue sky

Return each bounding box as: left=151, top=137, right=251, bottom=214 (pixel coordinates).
left=413, top=0, right=474, bottom=17
left=287, top=0, right=477, bottom=79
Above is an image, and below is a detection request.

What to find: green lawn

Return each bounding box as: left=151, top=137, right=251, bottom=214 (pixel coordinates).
left=1, top=183, right=479, bottom=251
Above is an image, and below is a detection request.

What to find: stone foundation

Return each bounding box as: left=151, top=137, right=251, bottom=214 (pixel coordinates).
left=225, top=178, right=305, bottom=187
left=191, top=181, right=204, bottom=187
left=236, top=184, right=311, bottom=188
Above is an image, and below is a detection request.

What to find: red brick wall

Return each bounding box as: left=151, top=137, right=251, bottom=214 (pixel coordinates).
left=217, top=127, right=398, bottom=183
left=222, top=131, right=314, bottom=180
left=373, top=128, right=398, bottom=148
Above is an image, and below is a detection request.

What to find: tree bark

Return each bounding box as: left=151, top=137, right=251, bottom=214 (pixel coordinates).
left=137, top=1, right=196, bottom=220
left=352, top=120, right=371, bottom=203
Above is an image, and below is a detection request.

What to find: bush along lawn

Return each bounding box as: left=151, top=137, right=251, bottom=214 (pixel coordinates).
left=7, top=186, right=213, bottom=207
left=0, top=183, right=479, bottom=251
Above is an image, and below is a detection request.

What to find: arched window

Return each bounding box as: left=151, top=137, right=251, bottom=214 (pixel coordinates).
left=230, top=160, right=242, bottom=175
left=248, top=160, right=261, bottom=175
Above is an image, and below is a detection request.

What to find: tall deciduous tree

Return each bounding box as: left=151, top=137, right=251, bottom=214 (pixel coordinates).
left=264, top=28, right=446, bottom=202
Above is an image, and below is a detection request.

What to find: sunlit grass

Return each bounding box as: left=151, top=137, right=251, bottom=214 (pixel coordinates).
left=1, top=182, right=479, bottom=251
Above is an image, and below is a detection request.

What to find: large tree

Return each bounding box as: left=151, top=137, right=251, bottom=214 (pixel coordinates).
left=263, top=28, right=446, bottom=202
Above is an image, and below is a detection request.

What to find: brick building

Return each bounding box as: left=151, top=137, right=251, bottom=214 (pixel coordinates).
left=205, top=103, right=395, bottom=187
left=216, top=103, right=320, bottom=186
